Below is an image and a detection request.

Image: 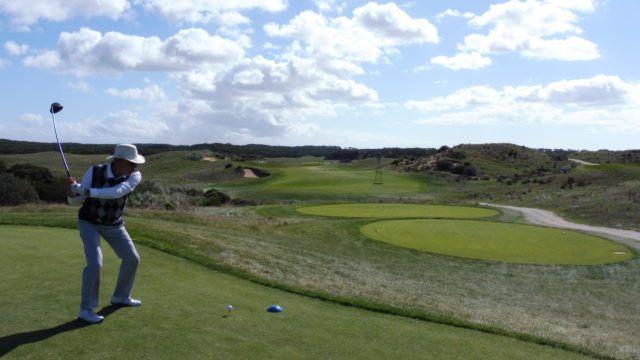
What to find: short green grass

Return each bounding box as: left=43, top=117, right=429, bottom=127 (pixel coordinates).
left=298, top=203, right=499, bottom=219
left=0, top=225, right=594, bottom=360
left=360, top=219, right=634, bottom=265
left=219, top=159, right=430, bottom=200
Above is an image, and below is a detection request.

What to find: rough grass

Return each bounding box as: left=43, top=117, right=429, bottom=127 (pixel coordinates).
left=360, top=219, right=633, bottom=265
left=297, top=203, right=499, bottom=219
left=1, top=206, right=638, bottom=359
left=0, top=225, right=595, bottom=360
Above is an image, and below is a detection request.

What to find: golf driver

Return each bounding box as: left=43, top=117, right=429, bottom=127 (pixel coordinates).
left=50, top=102, right=71, bottom=177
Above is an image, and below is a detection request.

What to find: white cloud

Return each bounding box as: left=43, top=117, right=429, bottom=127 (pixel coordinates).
left=232, top=68, right=265, bottom=85
left=55, top=110, right=171, bottom=143
left=430, top=52, right=491, bottom=70
left=19, top=113, right=46, bottom=126
left=507, top=75, right=633, bottom=106
left=316, top=0, right=347, bottom=14
left=352, top=2, right=438, bottom=46
left=144, top=0, right=287, bottom=24
left=23, top=27, right=245, bottom=75
left=0, top=58, right=8, bottom=68
left=171, top=54, right=378, bottom=139
left=435, top=9, right=474, bottom=20
left=432, top=0, right=598, bottom=70
left=265, top=4, right=438, bottom=76
left=407, top=86, right=501, bottom=111
left=0, top=0, right=131, bottom=30
left=106, top=84, right=167, bottom=102
left=4, top=41, right=29, bottom=55
left=96, top=110, right=170, bottom=139
left=406, top=75, right=640, bottom=128
left=522, top=36, right=598, bottom=60
left=463, top=0, right=598, bottom=59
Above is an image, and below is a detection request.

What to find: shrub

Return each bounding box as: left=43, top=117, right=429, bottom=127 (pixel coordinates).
left=451, top=164, right=466, bottom=175
left=8, top=163, right=54, bottom=183
left=463, top=165, right=477, bottom=177
left=185, top=152, right=203, bottom=161
left=0, top=173, right=40, bottom=205
left=199, top=189, right=231, bottom=207
left=136, top=180, right=164, bottom=195
left=6, top=164, right=66, bottom=203
left=449, top=151, right=467, bottom=160
left=435, top=159, right=453, bottom=172
left=35, top=176, right=68, bottom=203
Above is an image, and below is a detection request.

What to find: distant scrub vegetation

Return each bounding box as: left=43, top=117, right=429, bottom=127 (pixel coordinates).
left=0, top=161, right=66, bottom=205
left=0, top=159, right=232, bottom=209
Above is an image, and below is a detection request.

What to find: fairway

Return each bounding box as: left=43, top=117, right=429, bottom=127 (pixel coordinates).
left=298, top=203, right=499, bottom=218
left=361, top=219, right=634, bottom=265
left=225, top=161, right=427, bottom=198
left=0, top=225, right=594, bottom=360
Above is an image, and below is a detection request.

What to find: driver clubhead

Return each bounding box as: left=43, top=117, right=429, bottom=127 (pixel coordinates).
left=50, top=102, right=63, bottom=114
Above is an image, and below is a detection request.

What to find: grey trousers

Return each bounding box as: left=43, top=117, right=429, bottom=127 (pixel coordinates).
left=79, top=220, right=140, bottom=311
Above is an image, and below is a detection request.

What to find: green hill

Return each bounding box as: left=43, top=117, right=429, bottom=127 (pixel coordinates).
left=395, top=143, right=572, bottom=178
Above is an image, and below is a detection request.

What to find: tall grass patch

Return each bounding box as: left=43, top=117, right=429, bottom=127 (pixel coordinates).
left=298, top=203, right=499, bottom=219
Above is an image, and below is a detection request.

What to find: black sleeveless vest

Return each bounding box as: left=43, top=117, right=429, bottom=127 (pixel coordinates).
left=78, top=164, right=130, bottom=226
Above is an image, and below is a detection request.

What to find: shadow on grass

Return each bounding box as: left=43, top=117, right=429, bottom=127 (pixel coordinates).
left=0, top=305, right=121, bottom=356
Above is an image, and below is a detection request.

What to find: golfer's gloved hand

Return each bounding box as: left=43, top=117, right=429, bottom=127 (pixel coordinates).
left=70, top=183, right=86, bottom=196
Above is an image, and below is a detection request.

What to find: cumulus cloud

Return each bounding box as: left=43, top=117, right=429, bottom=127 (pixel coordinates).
left=144, top=0, right=287, bottom=25
left=4, top=41, right=29, bottom=55
left=430, top=52, right=491, bottom=70
left=352, top=2, right=438, bottom=45
left=106, top=84, right=167, bottom=102
left=406, top=86, right=501, bottom=111
left=406, top=75, right=639, bottom=126
left=171, top=54, right=378, bottom=138
left=507, top=75, right=633, bottom=106
left=23, top=27, right=245, bottom=75
left=432, top=0, right=598, bottom=70
left=265, top=3, right=438, bottom=75
left=316, top=0, right=347, bottom=14
left=19, top=113, right=46, bottom=126
left=0, top=0, right=131, bottom=30
left=435, top=9, right=475, bottom=20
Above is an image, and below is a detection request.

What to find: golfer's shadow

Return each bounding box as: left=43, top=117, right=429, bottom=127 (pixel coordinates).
left=0, top=305, right=121, bottom=356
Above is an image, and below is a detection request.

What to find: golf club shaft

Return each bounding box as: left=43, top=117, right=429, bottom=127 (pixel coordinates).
left=51, top=112, right=71, bottom=177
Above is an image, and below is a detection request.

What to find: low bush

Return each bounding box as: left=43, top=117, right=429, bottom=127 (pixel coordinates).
left=199, top=188, right=231, bottom=207
left=0, top=173, right=40, bottom=205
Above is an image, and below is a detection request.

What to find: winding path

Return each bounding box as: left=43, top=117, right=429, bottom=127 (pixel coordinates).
left=481, top=203, right=640, bottom=245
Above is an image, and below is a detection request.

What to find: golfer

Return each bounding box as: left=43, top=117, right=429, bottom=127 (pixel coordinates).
left=68, top=144, right=145, bottom=323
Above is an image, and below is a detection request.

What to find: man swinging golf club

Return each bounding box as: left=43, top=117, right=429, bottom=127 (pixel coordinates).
left=68, top=144, right=145, bottom=323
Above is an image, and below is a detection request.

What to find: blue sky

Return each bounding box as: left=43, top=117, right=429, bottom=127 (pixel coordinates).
left=1, top=0, right=638, bottom=150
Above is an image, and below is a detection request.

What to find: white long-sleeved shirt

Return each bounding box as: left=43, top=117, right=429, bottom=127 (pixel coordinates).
left=67, top=163, right=142, bottom=206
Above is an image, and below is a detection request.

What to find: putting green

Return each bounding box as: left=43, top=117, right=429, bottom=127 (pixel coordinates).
left=360, top=219, right=634, bottom=265
left=298, top=204, right=499, bottom=219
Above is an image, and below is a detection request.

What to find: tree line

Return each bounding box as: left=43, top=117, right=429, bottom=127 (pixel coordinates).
left=0, top=138, right=437, bottom=159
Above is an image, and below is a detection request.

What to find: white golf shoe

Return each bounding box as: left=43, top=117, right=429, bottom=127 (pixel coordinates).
left=78, top=310, right=104, bottom=324
left=110, top=296, right=142, bottom=307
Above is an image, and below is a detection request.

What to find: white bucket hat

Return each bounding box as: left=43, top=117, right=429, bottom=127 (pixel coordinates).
left=106, top=144, right=146, bottom=164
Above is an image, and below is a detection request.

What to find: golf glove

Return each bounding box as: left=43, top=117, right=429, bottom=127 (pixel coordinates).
left=71, top=183, right=87, bottom=196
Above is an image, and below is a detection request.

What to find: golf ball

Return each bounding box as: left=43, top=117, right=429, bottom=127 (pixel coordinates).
left=227, top=305, right=233, bottom=311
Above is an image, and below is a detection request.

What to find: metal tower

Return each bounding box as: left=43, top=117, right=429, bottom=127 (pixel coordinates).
left=373, top=153, right=384, bottom=185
